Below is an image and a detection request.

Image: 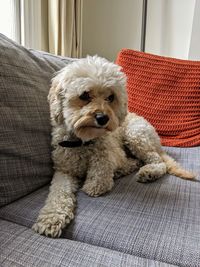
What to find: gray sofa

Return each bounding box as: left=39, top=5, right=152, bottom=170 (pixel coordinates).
left=0, top=34, right=199, bottom=267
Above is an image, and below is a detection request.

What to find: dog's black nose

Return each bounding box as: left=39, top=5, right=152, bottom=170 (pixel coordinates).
left=95, top=113, right=109, bottom=126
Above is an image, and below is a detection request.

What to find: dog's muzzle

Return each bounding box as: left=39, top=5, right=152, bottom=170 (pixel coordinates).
left=95, top=113, right=109, bottom=126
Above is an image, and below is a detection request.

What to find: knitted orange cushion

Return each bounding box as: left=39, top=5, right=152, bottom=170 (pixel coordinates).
left=116, top=49, right=200, bottom=147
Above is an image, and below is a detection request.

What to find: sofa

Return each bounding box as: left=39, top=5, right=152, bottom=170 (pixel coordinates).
left=0, top=33, right=199, bottom=267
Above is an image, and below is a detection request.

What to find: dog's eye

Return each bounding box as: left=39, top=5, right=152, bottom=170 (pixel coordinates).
left=79, top=91, right=91, bottom=101
left=106, top=94, right=115, bottom=103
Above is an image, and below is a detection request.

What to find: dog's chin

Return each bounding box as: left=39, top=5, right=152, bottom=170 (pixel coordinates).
left=73, top=115, right=119, bottom=141
left=75, top=126, right=108, bottom=141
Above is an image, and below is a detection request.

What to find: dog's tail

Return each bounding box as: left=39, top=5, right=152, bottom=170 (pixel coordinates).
left=161, top=152, right=196, bottom=180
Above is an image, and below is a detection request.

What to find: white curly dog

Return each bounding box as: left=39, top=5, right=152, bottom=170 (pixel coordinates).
left=33, top=56, right=195, bottom=237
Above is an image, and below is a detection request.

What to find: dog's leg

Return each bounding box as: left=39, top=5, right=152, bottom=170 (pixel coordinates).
left=134, top=152, right=167, bottom=182
left=124, top=114, right=195, bottom=181
left=114, top=157, right=141, bottom=179
left=126, top=139, right=167, bottom=182
left=124, top=115, right=167, bottom=182
left=82, top=157, right=114, bottom=197
left=32, top=171, right=78, bottom=238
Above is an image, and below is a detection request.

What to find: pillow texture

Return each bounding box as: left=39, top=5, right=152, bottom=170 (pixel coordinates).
left=116, top=49, right=200, bottom=147
left=0, top=34, right=74, bottom=206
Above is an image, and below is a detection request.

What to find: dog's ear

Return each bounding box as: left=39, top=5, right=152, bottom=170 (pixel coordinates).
left=116, top=72, right=128, bottom=125
left=48, top=77, right=64, bottom=126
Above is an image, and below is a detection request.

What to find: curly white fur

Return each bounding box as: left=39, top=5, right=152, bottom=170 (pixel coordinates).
left=33, top=56, right=195, bottom=238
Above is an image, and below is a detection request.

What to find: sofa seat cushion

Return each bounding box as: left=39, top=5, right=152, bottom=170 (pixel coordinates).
left=1, top=220, right=172, bottom=267
left=1, top=146, right=200, bottom=267
left=0, top=34, right=74, bottom=206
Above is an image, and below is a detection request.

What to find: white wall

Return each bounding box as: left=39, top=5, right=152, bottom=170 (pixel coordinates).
left=82, top=0, right=196, bottom=60
left=82, top=0, right=142, bottom=61
left=146, top=0, right=196, bottom=59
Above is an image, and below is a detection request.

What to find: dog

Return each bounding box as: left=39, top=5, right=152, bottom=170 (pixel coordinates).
left=32, top=56, right=195, bottom=238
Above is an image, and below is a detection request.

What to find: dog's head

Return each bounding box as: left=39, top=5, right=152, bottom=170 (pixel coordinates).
left=48, top=56, right=127, bottom=141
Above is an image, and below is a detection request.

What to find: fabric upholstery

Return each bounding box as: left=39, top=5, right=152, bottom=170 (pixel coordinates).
left=1, top=146, right=199, bottom=267
left=116, top=49, right=200, bottom=147
left=0, top=220, right=175, bottom=267
left=0, top=34, right=74, bottom=207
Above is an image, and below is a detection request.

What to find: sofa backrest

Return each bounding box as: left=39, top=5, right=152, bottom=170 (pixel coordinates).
left=0, top=34, right=74, bottom=207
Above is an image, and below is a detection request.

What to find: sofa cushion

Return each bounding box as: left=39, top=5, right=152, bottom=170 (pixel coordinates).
left=0, top=34, right=74, bottom=206
left=1, top=146, right=199, bottom=267
left=1, top=220, right=173, bottom=267
left=116, top=49, right=200, bottom=147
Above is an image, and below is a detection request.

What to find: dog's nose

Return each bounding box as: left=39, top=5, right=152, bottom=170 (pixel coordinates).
left=95, top=113, right=109, bottom=126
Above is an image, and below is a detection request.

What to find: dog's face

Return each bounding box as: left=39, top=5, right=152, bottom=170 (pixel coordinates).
left=48, top=56, right=127, bottom=141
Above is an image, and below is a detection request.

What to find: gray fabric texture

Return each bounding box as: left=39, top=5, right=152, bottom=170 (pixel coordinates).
left=0, top=34, right=74, bottom=206
left=0, top=219, right=175, bottom=267
left=1, top=146, right=199, bottom=267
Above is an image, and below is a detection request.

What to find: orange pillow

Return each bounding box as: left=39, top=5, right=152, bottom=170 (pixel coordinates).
left=116, top=49, right=200, bottom=147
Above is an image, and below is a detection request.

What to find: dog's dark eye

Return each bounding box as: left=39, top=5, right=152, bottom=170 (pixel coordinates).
left=106, top=94, right=115, bottom=103
left=79, top=91, right=91, bottom=101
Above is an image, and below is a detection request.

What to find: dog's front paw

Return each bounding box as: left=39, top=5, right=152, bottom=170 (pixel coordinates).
left=32, top=211, right=74, bottom=238
left=82, top=179, right=114, bottom=197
